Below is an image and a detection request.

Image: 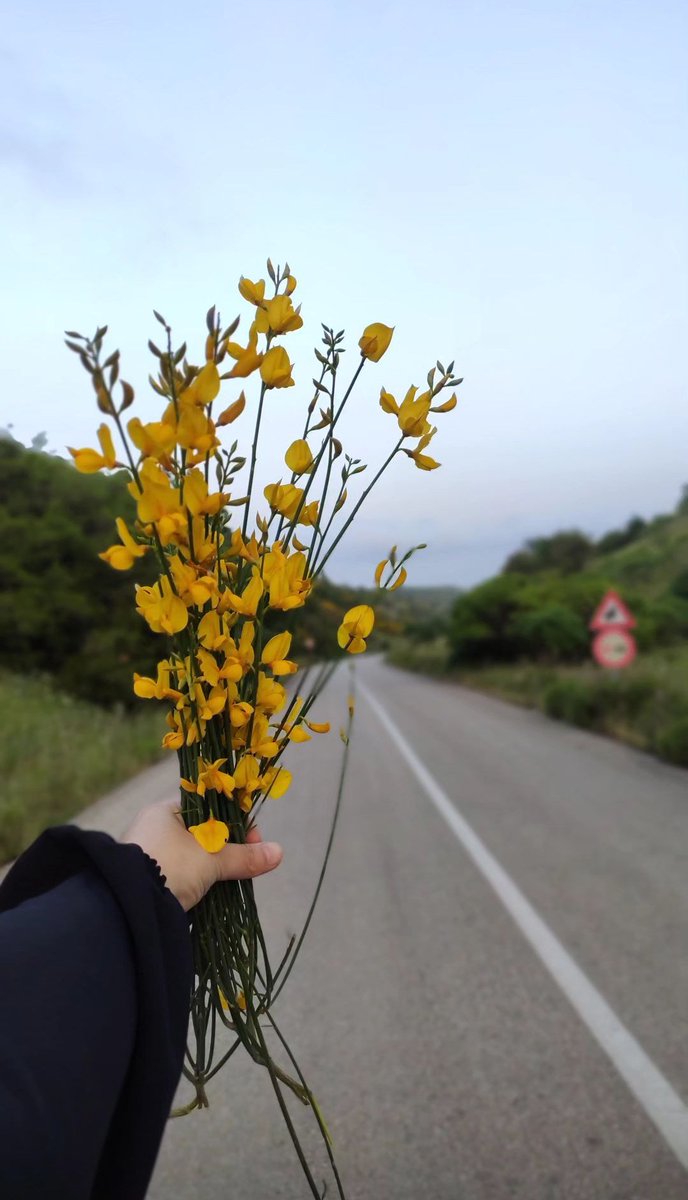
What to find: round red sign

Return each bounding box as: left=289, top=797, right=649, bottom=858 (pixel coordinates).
left=592, top=628, right=637, bottom=670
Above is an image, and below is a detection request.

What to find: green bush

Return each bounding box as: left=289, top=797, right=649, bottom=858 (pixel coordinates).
left=450, top=574, right=529, bottom=664
left=0, top=439, right=158, bottom=706
left=670, top=568, right=688, bottom=601
left=387, top=637, right=450, bottom=676
left=542, top=679, right=600, bottom=728
left=511, top=605, right=588, bottom=662
left=635, top=595, right=688, bottom=650
left=655, top=717, right=688, bottom=766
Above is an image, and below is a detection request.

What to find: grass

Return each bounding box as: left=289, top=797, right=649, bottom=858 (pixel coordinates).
left=0, top=672, right=165, bottom=864
left=387, top=638, right=688, bottom=767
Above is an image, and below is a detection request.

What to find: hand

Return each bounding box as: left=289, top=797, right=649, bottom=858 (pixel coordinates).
left=121, top=798, right=283, bottom=912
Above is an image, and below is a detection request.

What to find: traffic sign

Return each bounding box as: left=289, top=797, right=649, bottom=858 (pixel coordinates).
left=592, top=628, right=637, bottom=669
left=589, top=590, right=636, bottom=631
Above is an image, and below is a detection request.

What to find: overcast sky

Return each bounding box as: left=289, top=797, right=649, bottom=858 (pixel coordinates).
left=2, top=0, right=686, bottom=587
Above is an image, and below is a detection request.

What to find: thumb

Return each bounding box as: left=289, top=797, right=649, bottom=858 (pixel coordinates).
left=214, top=839, right=283, bottom=882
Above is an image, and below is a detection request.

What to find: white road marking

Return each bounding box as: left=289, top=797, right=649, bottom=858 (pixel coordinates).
left=360, top=680, right=688, bottom=1172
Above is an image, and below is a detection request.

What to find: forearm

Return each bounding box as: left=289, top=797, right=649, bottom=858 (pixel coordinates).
left=0, top=871, right=137, bottom=1198
left=0, top=828, right=193, bottom=1200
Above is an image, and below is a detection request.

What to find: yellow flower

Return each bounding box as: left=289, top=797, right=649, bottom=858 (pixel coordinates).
left=198, top=610, right=229, bottom=652
left=238, top=276, right=266, bottom=306
left=337, top=604, right=375, bottom=654
left=227, top=326, right=264, bottom=378
left=176, top=406, right=219, bottom=455
left=405, top=426, right=440, bottom=471
left=127, top=417, right=176, bottom=462
left=169, top=556, right=219, bottom=609
left=359, top=322, right=394, bottom=362
left=264, top=482, right=303, bottom=519
left=260, top=346, right=294, bottom=389
left=194, top=683, right=227, bottom=723
left=219, top=573, right=264, bottom=617
left=262, top=765, right=292, bottom=799
left=407, top=449, right=440, bottom=471
left=284, top=439, right=313, bottom=475
left=189, top=815, right=230, bottom=853
left=248, top=712, right=279, bottom=758
left=135, top=576, right=189, bottom=635
left=183, top=469, right=228, bottom=517
left=233, top=754, right=263, bottom=811
left=181, top=757, right=236, bottom=798
left=68, top=424, right=118, bottom=473
left=99, top=518, right=149, bottom=571
left=256, top=671, right=286, bottom=714
left=256, top=295, right=303, bottom=335
left=128, top=459, right=181, bottom=525
left=162, top=724, right=184, bottom=751
left=288, top=725, right=311, bottom=743
left=261, top=631, right=297, bottom=675
left=266, top=551, right=310, bottom=611
left=397, top=387, right=431, bottom=437
left=133, top=660, right=183, bottom=703
left=225, top=622, right=256, bottom=676
left=229, top=701, right=253, bottom=728
left=299, top=500, right=319, bottom=527
left=179, top=361, right=220, bottom=407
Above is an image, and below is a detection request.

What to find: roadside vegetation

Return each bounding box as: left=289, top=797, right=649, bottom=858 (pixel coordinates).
left=0, top=672, right=164, bottom=863
left=388, top=489, right=688, bottom=768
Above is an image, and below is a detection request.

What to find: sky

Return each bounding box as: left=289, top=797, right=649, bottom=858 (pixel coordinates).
left=1, top=0, right=686, bottom=587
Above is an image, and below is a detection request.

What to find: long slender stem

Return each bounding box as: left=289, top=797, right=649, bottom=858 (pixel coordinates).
left=313, top=437, right=403, bottom=577
left=242, top=380, right=268, bottom=537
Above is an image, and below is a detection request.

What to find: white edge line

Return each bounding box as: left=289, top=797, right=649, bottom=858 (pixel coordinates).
left=360, top=679, right=688, bottom=1172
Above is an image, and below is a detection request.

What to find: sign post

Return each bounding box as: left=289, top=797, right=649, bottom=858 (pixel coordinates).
left=589, top=590, right=637, bottom=670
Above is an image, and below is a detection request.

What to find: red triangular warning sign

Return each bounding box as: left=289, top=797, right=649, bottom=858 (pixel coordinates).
left=589, top=590, right=636, bottom=631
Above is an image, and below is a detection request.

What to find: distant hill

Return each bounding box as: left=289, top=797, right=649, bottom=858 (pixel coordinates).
left=447, top=487, right=688, bottom=666
left=589, top=513, right=688, bottom=599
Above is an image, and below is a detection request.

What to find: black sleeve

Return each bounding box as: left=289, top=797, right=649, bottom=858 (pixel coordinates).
left=0, top=826, right=193, bottom=1200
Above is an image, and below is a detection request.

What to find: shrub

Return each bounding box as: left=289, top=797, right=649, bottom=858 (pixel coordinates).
left=542, top=679, right=600, bottom=728
left=655, top=717, right=688, bottom=767
left=449, top=574, right=529, bottom=664
left=511, top=605, right=588, bottom=662
left=635, top=596, right=688, bottom=651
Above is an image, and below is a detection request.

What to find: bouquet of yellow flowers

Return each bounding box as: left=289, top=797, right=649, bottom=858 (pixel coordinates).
left=67, top=260, right=459, bottom=1196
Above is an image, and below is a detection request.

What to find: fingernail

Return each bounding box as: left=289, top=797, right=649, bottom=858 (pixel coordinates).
left=263, top=842, right=282, bottom=867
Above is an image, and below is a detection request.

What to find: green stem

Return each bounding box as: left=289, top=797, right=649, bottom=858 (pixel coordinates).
left=313, top=437, right=403, bottom=577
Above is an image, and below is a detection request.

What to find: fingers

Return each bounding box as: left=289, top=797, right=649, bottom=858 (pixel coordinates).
left=245, top=825, right=263, bottom=844
left=214, top=839, right=283, bottom=882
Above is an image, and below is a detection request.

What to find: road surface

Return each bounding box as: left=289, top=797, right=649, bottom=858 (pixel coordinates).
left=59, top=659, right=688, bottom=1197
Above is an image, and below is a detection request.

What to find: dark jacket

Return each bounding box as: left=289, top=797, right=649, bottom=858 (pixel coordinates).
left=0, top=827, right=192, bottom=1199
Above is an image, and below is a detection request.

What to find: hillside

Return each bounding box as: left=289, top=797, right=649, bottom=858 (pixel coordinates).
left=388, top=488, right=688, bottom=766
left=590, top=513, right=688, bottom=597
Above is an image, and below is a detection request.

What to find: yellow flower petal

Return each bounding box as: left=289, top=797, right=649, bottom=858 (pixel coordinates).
left=217, top=392, right=246, bottom=425
left=260, top=346, right=294, bottom=389
left=285, top=439, right=313, bottom=475
left=189, top=816, right=229, bottom=853
left=238, top=276, right=266, bottom=305
left=359, top=323, right=394, bottom=362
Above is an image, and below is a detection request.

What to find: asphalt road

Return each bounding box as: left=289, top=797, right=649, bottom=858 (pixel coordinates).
left=74, top=658, right=688, bottom=1197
